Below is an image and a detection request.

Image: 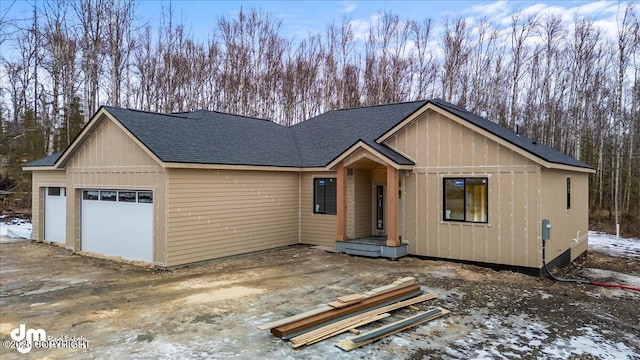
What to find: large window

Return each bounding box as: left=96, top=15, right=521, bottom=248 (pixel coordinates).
left=443, top=178, right=488, bottom=223
left=314, top=178, right=337, bottom=215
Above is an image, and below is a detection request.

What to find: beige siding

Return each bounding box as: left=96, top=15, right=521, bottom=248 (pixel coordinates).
left=65, top=117, right=167, bottom=264
left=30, top=170, right=67, bottom=242
left=300, top=171, right=337, bottom=247
left=387, top=109, right=541, bottom=268
left=166, top=169, right=299, bottom=266
left=541, top=170, right=589, bottom=262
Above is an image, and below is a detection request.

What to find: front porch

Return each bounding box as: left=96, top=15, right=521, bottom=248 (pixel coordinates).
left=329, top=140, right=414, bottom=260
left=335, top=236, right=409, bottom=259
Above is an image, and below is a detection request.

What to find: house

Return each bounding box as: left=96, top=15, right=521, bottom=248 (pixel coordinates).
left=24, top=99, right=594, bottom=275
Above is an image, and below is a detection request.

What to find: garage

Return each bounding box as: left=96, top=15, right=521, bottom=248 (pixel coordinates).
left=81, top=189, right=154, bottom=262
left=44, top=187, right=67, bottom=243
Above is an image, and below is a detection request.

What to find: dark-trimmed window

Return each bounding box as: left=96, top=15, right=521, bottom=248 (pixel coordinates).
left=444, top=178, right=488, bottom=223
left=100, top=190, right=117, bottom=201
left=48, top=187, right=61, bottom=196
left=83, top=190, right=99, bottom=200
left=313, top=178, right=336, bottom=215
left=118, top=191, right=137, bottom=202
left=138, top=191, right=153, bottom=203
left=566, top=178, right=571, bottom=210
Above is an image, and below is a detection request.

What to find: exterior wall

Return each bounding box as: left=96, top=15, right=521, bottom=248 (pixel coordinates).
left=64, top=117, right=167, bottom=264
left=300, top=171, right=337, bottom=247
left=541, top=169, right=589, bottom=262
left=352, top=169, right=372, bottom=238
left=30, top=170, right=67, bottom=242
left=386, top=109, right=541, bottom=268
left=166, top=169, right=299, bottom=266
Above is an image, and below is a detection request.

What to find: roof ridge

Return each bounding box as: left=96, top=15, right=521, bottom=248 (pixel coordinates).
left=104, top=106, right=192, bottom=119
left=335, top=99, right=428, bottom=112
left=172, top=108, right=275, bottom=122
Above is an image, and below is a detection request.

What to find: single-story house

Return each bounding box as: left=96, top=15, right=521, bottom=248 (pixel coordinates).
left=24, top=99, right=594, bottom=274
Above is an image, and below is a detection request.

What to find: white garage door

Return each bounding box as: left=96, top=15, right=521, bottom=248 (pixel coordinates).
left=44, top=187, right=67, bottom=243
left=81, top=189, right=153, bottom=262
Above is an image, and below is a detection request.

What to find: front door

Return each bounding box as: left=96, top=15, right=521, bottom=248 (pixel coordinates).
left=376, top=185, right=385, bottom=235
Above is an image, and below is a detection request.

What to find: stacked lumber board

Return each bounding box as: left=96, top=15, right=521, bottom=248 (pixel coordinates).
left=257, top=277, right=450, bottom=350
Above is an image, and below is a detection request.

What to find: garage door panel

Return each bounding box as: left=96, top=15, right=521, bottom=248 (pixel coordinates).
left=44, top=187, right=66, bottom=243
left=82, top=190, right=153, bottom=262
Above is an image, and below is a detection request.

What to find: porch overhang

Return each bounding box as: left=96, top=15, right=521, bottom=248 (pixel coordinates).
left=325, top=140, right=414, bottom=171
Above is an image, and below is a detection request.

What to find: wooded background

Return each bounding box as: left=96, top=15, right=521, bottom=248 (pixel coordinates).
left=0, top=1, right=638, bottom=235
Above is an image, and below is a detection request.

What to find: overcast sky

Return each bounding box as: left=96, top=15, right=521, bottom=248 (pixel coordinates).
left=1, top=0, right=627, bottom=43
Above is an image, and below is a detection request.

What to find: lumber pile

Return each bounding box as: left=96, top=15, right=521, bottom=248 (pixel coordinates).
left=257, top=277, right=450, bottom=350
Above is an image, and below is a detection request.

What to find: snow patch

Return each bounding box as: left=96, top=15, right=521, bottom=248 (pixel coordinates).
left=0, top=219, right=33, bottom=240
left=588, top=231, right=640, bottom=259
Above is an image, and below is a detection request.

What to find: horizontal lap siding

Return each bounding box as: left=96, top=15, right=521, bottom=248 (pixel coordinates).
left=386, top=109, right=540, bottom=268
left=166, top=169, right=299, bottom=266
left=300, top=172, right=337, bottom=247
left=353, top=169, right=372, bottom=238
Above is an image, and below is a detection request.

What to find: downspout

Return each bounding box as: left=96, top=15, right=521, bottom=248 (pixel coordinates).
left=298, top=171, right=301, bottom=243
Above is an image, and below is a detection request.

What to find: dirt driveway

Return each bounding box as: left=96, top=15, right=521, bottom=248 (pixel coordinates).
left=0, top=239, right=639, bottom=359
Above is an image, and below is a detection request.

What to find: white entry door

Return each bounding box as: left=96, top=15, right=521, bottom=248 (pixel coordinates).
left=44, top=187, right=67, bottom=243
left=81, top=189, right=153, bottom=262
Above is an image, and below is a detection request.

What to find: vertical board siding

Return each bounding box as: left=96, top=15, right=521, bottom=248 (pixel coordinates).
left=166, top=169, right=299, bottom=266
left=386, top=110, right=541, bottom=268
left=300, top=171, right=337, bottom=247
left=353, top=169, right=372, bottom=238
left=541, top=170, right=589, bottom=263
left=65, top=118, right=166, bottom=264
left=30, top=171, right=67, bottom=242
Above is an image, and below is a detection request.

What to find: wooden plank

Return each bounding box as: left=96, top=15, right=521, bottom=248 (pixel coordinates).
left=349, top=329, right=360, bottom=335
left=328, top=299, right=361, bottom=308
left=291, top=293, right=437, bottom=346
left=291, top=313, right=390, bottom=349
left=337, top=294, right=366, bottom=303
left=363, top=277, right=416, bottom=297
left=335, top=308, right=450, bottom=352
left=271, top=285, right=421, bottom=338
left=260, top=277, right=414, bottom=330
left=408, top=305, right=420, bottom=311
left=257, top=305, right=333, bottom=331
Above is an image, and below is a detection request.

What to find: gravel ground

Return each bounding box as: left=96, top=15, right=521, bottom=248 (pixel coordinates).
left=0, top=238, right=638, bottom=359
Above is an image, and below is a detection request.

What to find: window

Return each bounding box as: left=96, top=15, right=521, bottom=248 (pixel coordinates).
left=566, top=178, right=571, bottom=210
left=48, top=187, right=61, bottom=196
left=83, top=190, right=99, bottom=200
left=100, top=191, right=117, bottom=201
left=118, top=191, right=137, bottom=202
left=444, top=178, right=488, bottom=223
left=313, top=178, right=336, bottom=214
left=138, top=191, right=153, bottom=203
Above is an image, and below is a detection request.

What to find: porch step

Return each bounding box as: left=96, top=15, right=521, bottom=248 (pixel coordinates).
left=336, top=241, right=408, bottom=259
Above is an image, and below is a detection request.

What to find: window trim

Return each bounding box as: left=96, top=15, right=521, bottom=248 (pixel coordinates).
left=443, top=177, right=489, bottom=224
left=313, top=177, right=337, bottom=215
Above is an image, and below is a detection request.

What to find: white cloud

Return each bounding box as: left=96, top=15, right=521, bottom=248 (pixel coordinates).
left=342, top=3, right=356, bottom=14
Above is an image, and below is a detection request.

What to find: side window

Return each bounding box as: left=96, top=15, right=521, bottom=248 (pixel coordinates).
left=313, top=178, right=337, bottom=215
left=566, top=178, right=571, bottom=210
left=443, top=178, right=488, bottom=223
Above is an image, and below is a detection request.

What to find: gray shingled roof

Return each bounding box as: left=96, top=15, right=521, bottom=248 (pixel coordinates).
left=23, top=151, right=63, bottom=167
left=429, top=99, right=593, bottom=169
left=25, top=99, right=591, bottom=170
left=104, top=107, right=301, bottom=167
left=291, top=100, right=427, bottom=166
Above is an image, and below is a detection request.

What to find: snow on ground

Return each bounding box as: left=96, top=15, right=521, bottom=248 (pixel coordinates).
left=588, top=231, right=640, bottom=259
left=0, top=218, right=32, bottom=241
